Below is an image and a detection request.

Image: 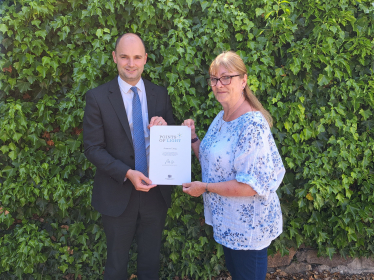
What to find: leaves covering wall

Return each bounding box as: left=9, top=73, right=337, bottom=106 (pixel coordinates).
left=0, top=0, right=374, bottom=279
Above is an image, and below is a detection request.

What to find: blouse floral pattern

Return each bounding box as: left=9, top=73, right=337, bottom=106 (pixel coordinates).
left=200, top=111, right=285, bottom=250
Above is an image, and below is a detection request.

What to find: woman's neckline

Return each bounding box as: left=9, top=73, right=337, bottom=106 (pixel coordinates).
left=220, top=110, right=259, bottom=124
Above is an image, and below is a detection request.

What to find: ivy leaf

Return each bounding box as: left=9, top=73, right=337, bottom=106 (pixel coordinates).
left=166, top=73, right=178, bottom=84
left=70, top=222, right=85, bottom=237
left=0, top=145, right=10, bottom=153
left=186, top=96, right=199, bottom=109
left=185, top=64, right=195, bottom=75
left=235, top=33, right=243, bottom=41
left=317, top=74, right=330, bottom=86
left=255, top=8, right=265, bottom=17
left=96, top=29, right=103, bottom=38
left=265, top=11, right=274, bottom=20
left=200, top=1, right=210, bottom=11
left=36, top=65, right=47, bottom=78
left=17, top=81, right=31, bottom=93
left=215, top=243, right=224, bottom=258
left=326, top=247, right=336, bottom=259
left=359, top=109, right=372, bottom=120
left=35, top=30, right=47, bottom=39
left=280, top=183, right=294, bottom=195
left=66, top=139, right=81, bottom=152
left=0, top=24, right=8, bottom=33
left=180, top=79, right=191, bottom=89
left=324, top=65, right=333, bottom=78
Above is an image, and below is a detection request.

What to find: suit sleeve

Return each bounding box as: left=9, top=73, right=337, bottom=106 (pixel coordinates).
left=83, top=90, right=131, bottom=183
left=164, top=89, right=175, bottom=125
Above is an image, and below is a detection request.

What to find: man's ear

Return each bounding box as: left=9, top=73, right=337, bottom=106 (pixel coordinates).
left=112, top=51, right=117, bottom=64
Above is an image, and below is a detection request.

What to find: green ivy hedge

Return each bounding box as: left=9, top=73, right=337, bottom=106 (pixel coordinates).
left=1, top=0, right=373, bottom=279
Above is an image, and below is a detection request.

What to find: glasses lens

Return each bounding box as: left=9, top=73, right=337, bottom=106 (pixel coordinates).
left=208, top=78, right=217, bottom=86
left=221, top=76, right=231, bottom=85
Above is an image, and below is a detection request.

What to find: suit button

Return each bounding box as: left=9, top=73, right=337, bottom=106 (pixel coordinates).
left=130, top=155, right=134, bottom=159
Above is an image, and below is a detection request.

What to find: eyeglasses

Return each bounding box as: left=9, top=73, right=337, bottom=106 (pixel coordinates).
left=206, top=75, right=241, bottom=86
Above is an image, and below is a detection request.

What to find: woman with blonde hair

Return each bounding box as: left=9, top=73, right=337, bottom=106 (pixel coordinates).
left=182, top=51, right=285, bottom=279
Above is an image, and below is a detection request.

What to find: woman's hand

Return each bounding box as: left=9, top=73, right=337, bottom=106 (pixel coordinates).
left=182, top=181, right=206, bottom=197
left=148, top=116, right=167, bottom=128
left=181, top=119, right=197, bottom=139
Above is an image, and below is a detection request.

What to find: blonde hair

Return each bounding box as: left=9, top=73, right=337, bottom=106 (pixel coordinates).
left=209, top=51, right=273, bottom=127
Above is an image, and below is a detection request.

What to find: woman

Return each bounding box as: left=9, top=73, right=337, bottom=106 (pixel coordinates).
left=182, top=51, right=285, bottom=280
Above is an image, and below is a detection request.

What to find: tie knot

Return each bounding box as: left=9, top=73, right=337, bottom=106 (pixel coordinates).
left=131, top=86, right=138, bottom=95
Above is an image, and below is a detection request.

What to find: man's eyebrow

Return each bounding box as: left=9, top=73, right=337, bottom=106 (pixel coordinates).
left=118, top=53, right=144, bottom=57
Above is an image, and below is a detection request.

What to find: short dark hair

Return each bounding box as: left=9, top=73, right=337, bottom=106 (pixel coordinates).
left=114, top=33, right=146, bottom=53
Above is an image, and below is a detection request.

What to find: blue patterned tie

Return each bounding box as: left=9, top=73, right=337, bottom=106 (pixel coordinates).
left=131, top=86, right=148, bottom=177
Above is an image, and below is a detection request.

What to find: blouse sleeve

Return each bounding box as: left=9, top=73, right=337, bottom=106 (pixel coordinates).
left=234, top=117, right=285, bottom=199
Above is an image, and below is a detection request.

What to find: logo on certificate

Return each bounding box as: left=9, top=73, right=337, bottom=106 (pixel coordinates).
left=166, top=174, right=174, bottom=180
left=159, top=134, right=182, bottom=143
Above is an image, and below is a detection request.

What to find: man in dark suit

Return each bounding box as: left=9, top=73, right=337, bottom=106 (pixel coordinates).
left=83, top=33, right=175, bottom=280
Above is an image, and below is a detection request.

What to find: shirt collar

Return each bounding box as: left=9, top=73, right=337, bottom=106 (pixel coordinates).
left=117, top=76, right=145, bottom=95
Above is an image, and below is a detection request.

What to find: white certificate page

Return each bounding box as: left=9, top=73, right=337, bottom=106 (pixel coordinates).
left=149, top=126, right=191, bottom=185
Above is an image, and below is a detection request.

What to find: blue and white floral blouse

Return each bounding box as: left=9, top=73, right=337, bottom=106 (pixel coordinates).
left=200, top=111, right=285, bottom=250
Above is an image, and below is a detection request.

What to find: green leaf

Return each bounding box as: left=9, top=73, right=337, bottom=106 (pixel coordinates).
left=35, top=30, right=47, bottom=39
left=96, top=29, right=103, bottom=38
left=255, top=8, right=265, bottom=17
left=8, top=150, right=17, bottom=160
left=66, top=139, right=81, bottom=152
left=36, top=65, right=47, bottom=78
left=359, top=109, right=372, bottom=120
left=235, top=33, right=243, bottom=41
left=200, top=1, right=210, bottom=11
left=265, top=11, right=274, bottom=20
left=185, top=64, right=195, bottom=75
left=180, top=79, right=191, bottom=89
left=17, top=81, right=31, bottom=93
left=216, top=243, right=224, bottom=258
left=166, top=73, right=178, bottom=84
left=0, top=24, right=8, bottom=33
left=59, top=264, right=68, bottom=273
left=317, top=74, right=330, bottom=86
left=70, top=222, right=85, bottom=237
left=326, top=247, right=336, bottom=259
left=31, top=20, right=41, bottom=28
left=0, top=145, right=10, bottom=153
left=42, top=56, right=51, bottom=66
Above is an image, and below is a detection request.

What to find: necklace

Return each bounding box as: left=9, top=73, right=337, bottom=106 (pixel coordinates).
left=219, top=96, right=245, bottom=132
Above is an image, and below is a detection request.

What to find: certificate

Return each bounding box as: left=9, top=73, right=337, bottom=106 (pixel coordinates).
left=149, top=126, right=191, bottom=185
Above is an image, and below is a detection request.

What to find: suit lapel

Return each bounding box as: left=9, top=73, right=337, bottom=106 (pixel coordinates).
left=144, top=78, right=156, bottom=122
left=107, top=78, right=133, bottom=146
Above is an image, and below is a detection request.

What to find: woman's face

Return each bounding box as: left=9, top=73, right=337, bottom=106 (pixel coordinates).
left=210, top=65, right=247, bottom=106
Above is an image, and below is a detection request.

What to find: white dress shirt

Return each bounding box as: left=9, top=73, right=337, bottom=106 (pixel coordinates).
left=117, top=76, right=150, bottom=176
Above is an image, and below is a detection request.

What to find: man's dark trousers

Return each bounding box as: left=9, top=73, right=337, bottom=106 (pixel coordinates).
left=102, top=187, right=167, bottom=279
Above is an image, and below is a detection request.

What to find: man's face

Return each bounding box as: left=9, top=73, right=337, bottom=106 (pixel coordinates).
left=112, top=35, right=147, bottom=86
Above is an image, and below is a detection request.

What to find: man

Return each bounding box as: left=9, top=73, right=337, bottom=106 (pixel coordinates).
left=83, top=33, right=175, bottom=279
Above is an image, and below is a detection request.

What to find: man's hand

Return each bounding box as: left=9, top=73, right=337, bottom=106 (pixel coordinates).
left=182, top=181, right=205, bottom=197
left=126, top=169, right=157, bottom=192
left=148, top=116, right=167, bottom=128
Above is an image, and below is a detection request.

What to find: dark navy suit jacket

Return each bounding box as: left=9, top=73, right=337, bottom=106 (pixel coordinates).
left=83, top=77, right=175, bottom=217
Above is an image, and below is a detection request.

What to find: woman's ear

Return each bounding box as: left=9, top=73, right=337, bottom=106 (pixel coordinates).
left=243, top=74, right=248, bottom=88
